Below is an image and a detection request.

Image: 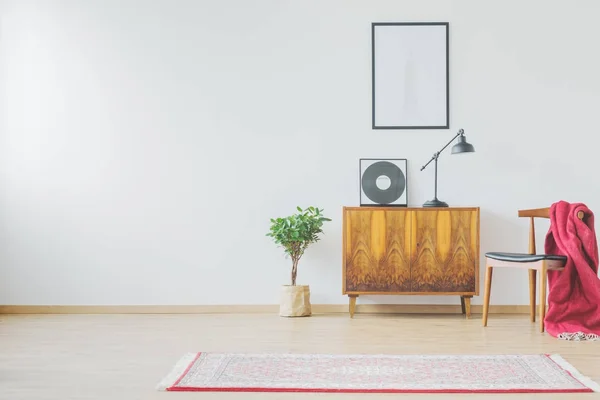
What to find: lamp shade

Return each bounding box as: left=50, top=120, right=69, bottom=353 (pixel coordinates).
left=451, top=133, right=475, bottom=154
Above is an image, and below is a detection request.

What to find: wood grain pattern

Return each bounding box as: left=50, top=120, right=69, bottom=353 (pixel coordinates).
left=344, top=209, right=411, bottom=292
left=411, top=209, right=478, bottom=293
left=342, top=207, right=480, bottom=308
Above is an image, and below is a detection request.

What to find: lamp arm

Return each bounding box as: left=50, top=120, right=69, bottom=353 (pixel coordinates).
left=420, top=129, right=464, bottom=171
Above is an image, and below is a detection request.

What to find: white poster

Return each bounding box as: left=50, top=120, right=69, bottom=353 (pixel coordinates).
left=372, top=23, right=449, bottom=129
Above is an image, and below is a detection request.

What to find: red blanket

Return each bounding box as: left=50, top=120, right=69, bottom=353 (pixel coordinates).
left=544, top=201, right=600, bottom=340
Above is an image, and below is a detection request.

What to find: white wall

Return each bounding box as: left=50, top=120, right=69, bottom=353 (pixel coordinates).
left=1, top=0, right=599, bottom=306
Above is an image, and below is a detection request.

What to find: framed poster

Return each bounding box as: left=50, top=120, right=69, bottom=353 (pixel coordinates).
left=372, top=22, right=449, bottom=129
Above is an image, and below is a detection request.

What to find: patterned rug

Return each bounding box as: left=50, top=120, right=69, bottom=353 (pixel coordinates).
left=157, top=352, right=600, bottom=393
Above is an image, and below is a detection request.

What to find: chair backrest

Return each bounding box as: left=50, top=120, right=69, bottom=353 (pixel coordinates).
left=518, top=207, right=584, bottom=254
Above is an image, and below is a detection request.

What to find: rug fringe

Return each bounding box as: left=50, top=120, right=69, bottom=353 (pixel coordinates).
left=156, top=352, right=198, bottom=391
left=549, top=354, right=600, bottom=392
left=557, top=331, right=599, bottom=341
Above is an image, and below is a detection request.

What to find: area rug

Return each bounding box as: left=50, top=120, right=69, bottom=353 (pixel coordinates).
left=156, top=352, right=600, bottom=393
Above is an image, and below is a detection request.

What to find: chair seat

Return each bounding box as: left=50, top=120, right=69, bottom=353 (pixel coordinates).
left=485, top=252, right=567, bottom=263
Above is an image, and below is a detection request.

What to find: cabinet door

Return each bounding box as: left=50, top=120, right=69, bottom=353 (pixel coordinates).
left=411, top=210, right=478, bottom=293
left=344, top=209, right=411, bottom=293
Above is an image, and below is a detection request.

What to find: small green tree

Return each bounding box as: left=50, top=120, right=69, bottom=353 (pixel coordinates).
left=267, top=206, right=331, bottom=286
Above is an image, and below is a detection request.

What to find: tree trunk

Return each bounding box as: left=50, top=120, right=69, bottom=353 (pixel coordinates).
left=291, top=258, right=299, bottom=286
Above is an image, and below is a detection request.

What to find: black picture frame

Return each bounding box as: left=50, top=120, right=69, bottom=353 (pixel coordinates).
left=359, top=158, right=408, bottom=207
left=372, top=22, right=450, bottom=130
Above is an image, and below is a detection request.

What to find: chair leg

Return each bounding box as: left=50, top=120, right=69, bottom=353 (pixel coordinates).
left=529, top=269, right=537, bottom=322
left=482, top=265, right=493, bottom=327
left=539, top=262, right=547, bottom=333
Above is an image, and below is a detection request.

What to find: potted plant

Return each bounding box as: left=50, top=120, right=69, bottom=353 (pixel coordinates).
left=267, top=206, right=331, bottom=317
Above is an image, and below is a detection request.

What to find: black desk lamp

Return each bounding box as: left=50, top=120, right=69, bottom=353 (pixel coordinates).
left=420, top=128, right=475, bottom=207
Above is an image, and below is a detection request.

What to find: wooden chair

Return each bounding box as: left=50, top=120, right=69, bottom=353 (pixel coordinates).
left=482, top=207, right=584, bottom=333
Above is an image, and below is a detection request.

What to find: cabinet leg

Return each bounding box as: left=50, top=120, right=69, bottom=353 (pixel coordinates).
left=349, top=295, right=358, bottom=318
left=460, top=296, right=466, bottom=314
left=461, top=296, right=472, bottom=319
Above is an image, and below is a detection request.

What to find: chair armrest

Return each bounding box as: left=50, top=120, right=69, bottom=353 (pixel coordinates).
left=518, top=207, right=584, bottom=220
left=518, top=207, right=550, bottom=218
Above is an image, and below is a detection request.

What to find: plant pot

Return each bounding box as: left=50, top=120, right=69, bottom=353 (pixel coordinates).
left=279, top=284, right=311, bottom=317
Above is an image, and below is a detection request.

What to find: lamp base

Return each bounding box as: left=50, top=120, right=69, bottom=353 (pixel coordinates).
left=423, top=199, right=449, bottom=207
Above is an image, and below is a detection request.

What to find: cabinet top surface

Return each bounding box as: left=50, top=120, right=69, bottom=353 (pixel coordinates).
left=344, top=206, right=479, bottom=211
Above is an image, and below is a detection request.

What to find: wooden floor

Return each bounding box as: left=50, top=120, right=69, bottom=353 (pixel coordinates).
left=0, top=312, right=598, bottom=399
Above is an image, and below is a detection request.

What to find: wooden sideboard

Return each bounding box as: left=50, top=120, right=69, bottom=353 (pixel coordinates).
left=342, top=206, right=480, bottom=318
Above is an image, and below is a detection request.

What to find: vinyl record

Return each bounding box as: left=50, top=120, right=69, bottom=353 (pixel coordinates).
left=361, top=161, right=406, bottom=204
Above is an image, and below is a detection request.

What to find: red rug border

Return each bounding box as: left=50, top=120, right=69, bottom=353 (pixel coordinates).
left=170, top=352, right=201, bottom=388
left=167, top=387, right=592, bottom=394
left=544, top=353, right=592, bottom=390
left=164, top=352, right=594, bottom=393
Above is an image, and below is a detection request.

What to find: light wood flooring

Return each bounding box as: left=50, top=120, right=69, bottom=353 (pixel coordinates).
left=0, top=312, right=598, bottom=399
